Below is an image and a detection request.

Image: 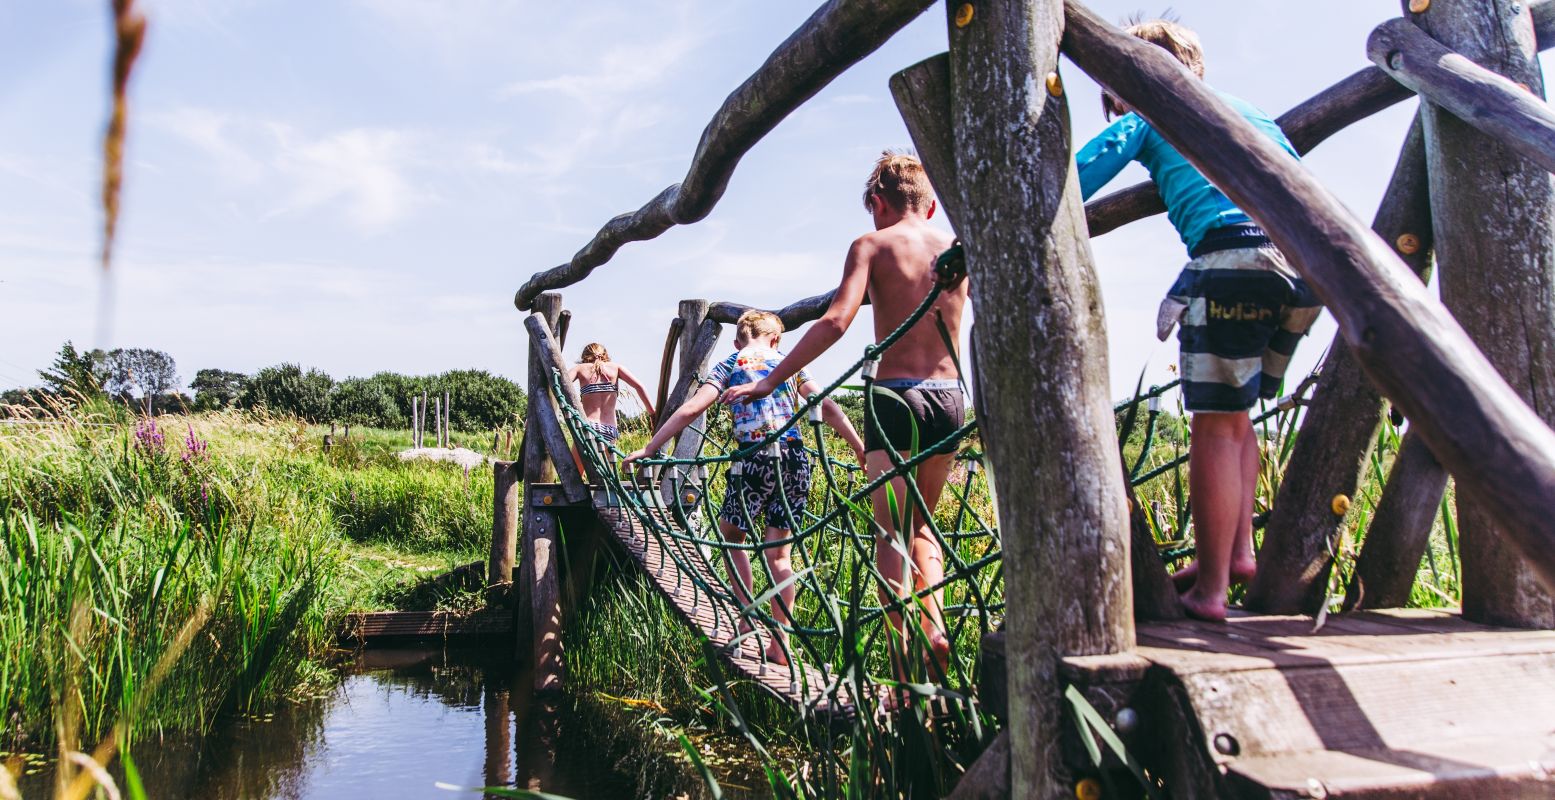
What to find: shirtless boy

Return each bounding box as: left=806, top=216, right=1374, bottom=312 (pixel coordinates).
left=721, top=152, right=966, bottom=674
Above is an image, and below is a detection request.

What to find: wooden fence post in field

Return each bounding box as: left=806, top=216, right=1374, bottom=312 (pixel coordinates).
left=947, top=1, right=1134, bottom=794
left=1408, top=0, right=1555, bottom=627
left=1246, top=117, right=1434, bottom=614
left=489, top=460, right=519, bottom=605
left=411, top=395, right=420, bottom=448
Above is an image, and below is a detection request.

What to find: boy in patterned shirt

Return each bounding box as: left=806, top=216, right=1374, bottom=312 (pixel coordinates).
left=625, top=310, right=864, bottom=664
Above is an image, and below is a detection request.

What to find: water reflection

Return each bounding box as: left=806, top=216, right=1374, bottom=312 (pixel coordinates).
left=16, top=648, right=640, bottom=800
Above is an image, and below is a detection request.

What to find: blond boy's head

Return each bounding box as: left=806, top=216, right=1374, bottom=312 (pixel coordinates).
left=861, top=151, right=933, bottom=214
left=1103, top=17, right=1205, bottom=118
left=734, top=310, right=783, bottom=348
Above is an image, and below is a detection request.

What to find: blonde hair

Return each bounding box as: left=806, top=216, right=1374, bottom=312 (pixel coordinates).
left=1103, top=16, right=1205, bottom=119
left=862, top=150, right=933, bottom=213
left=580, top=342, right=609, bottom=363
left=735, top=310, right=783, bottom=346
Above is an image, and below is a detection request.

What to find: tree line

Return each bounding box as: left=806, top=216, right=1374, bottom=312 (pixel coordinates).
left=5, top=341, right=528, bottom=431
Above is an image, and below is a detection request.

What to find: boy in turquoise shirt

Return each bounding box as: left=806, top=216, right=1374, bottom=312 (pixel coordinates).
left=1076, top=18, right=1321, bottom=621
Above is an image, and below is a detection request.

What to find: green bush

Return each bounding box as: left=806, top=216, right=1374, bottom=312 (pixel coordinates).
left=240, top=364, right=334, bottom=422
left=331, top=377, right=401, bottom=428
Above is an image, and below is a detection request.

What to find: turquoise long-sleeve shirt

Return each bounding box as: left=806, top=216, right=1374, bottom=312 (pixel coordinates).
left=1077, top=91, right=1297, bottom=254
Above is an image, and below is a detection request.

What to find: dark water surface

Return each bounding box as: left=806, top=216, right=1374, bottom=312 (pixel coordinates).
left=18, top=647, right=645, bottom=799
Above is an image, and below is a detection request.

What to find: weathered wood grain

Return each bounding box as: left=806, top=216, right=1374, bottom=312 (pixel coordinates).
left=528, top=508, right=564, bottom=693
left=1411, top=0, right=1555, bottom=628
left=1346, top=430, right=1449, bottom=610
left=1083, top=0, right=1555, bottom=238
left=706, top=290, right=871, bottom=331
left=1063, top=0, right=1555, bottom=600
left=949, top=2, right=1134, bottom=795
left=1246, top=117, right=1434, bottom=615
left=513, top=0, right=938, bottom=310
left=1372, top=16, right=1555, bottom=175
left=524, top=313, right=589, bottom=502
left=890, top=52, right=965, bottom=232
left=654, top=316, right=683, bottom=427
left=489, top=459, right=519, bottom=605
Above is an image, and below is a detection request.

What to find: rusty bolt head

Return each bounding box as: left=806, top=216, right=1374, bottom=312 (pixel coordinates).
left=542, top=495, right=554, bottom=505
left=1046, top=72, right=1064, bottom=97
left=1409, top=0, right=1430, bottom=13
left=954, top=3, right=974, bottom=28
left=1074, top=778, right=1103, bottom=800
left=1396, top=233, right=1421, bottom=254
left=1331, top=494, right=1352, bottom=516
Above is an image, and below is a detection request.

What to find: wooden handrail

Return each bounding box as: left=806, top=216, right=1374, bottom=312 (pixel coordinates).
left=513, top=0, right=936, bottom=311
left=1062, top=0, right=1555, bottom=593
left=1370, top=17, right=1555, bottom=176
left=706, top=290, right=872, bottom=330
left=1082, top=0, right=1555, bottom=238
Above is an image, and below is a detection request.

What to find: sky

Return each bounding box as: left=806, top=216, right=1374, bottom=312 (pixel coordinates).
left=0, top=0, right=1510, bottom=407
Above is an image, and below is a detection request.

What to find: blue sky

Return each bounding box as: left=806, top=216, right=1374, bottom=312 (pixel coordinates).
left=1, top=1, right=1504, bottom=407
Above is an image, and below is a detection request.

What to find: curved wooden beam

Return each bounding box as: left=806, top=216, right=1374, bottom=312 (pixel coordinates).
left=513, top=0, right=937, bottom=310
left=1083, top=0, right=1555, bottom=238
left=1062, top=0, right=1555, bottom=594
left=706, top=290, right=872, bottom=330
left=1370, top=17, right=1555, bottom=176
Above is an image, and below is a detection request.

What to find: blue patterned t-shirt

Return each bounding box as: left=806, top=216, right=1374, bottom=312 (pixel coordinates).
left=701, top=347, right=810, bottom=444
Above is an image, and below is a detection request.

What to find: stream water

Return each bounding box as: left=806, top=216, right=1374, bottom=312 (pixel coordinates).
left=15, top=647, right=650, bottom=799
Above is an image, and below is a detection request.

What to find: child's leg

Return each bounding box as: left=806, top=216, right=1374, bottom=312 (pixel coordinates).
left=866, top=450, right=912, bottom=676
left=762, top=525, right=795, bottom=664
left=906, top=452, right=955, bottom=674
left=1181, top=411, right=1254, bottom=622
left=1172, top=430, right=1260, bottom=592
left=717, top=519, right=756, bottom=634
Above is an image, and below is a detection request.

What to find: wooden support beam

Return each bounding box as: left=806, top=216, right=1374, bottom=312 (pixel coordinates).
left=891, top=47, right=1178, bottom=622
left=528, top=507, right=564, bottom=694
left=706, top=290, right=870, bottom=331
left=1246, top=117, right=1434, bottom=614
left=890, top=52, right=965, bottom=232
left=1062, top=0, right=1555, bottom=601
left=1083, top=0, right=1555, bottom=238
left=663, top=315, right=723, bottom=505
left=949, top=2, right=1134, bottom=795
left=654, top=316, right=683, bottom=428
left=524, top=313, right=589, bottom=502
left=1346, top=430, right=1450, bottom=610
left=513, top=0, right=938, bottom=309
left=489, top=459, right=520, bottom=604
left=662, top=299, right=712, bottom=416
left=524, top=294, right=564, bottom=487
left=1372, top=17, right=1555, bottom=176
left=1411, top=0, right=1555, bottom=628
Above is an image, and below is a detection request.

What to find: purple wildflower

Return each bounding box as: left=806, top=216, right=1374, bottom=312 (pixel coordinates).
left=134, top=417, right=164, bottom=455
left=182, top=424, right=209, bottom=463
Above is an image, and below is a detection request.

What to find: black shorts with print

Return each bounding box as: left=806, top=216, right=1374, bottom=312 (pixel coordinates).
left=717, top=439, right=811, bottom=533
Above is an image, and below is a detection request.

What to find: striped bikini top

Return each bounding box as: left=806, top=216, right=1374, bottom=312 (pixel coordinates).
left=579, top=366, right=618, bottom=396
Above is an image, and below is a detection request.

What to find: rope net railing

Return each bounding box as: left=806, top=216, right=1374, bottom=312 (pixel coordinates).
left=547, top=283, right=1001, bottom=718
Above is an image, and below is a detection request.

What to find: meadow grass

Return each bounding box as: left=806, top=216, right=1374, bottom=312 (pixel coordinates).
left=0, top=400, right=497, bottom=758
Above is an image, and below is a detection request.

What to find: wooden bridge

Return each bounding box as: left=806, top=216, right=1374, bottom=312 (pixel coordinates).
left=472, top=0, right=1555, bottom=797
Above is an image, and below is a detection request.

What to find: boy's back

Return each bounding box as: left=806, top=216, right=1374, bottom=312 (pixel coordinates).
left=860, top=219, right=962, bottom=381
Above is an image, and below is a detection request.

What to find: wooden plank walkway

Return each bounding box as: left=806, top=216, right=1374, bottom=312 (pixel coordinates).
left=592, top=497, right=854, bottom=719
left=340, top=608, right=514, bottom=644
left=1118, top=610, right=1555, bottom=798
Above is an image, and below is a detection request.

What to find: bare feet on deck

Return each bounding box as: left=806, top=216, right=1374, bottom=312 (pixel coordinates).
left=764, top=640, right=790, bottom=666
left=1178, top=588, right=1229, bottom=622
left=1171, top=559, right=1257, bottom=593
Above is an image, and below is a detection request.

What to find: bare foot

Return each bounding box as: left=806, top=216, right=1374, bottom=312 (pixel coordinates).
left=924, top=631, right=951, bottom=680
left=764, top=640, right=790, bottom=666
left=1172, top=560, right=1257, bottom=592
left=1179, top=588, right=1228, bottom=622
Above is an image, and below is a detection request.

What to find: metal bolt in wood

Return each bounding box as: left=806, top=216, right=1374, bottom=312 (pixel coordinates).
left=1046, top=72, right=1063, bottom=97
left=1395, top=233, right=1421, bottom=254
left=1408, top=0, right=1429, bottom=12
left=1331, top=494, right=1351, bottom=516
left=954, top=3, right=974, bottom=27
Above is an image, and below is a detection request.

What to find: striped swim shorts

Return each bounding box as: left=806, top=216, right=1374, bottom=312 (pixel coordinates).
left=1164, top=243, right=1322, bottom=413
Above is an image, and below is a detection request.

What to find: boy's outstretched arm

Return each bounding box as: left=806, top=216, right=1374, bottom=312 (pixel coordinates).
left=615, top=364, right=657, bottom=422
left=802, top=381, right=864, bottom=463
left=623, top=384, right=717, bottom=467
left=721, top=238, right=873, bottom=404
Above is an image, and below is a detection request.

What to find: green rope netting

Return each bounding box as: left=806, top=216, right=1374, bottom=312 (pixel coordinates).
left=547, top=283, right=1000, bottom=717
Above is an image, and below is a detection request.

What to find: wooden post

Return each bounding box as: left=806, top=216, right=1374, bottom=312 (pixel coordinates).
left=661, top=302, right=722, bottom=504
left=1412, top=0, right=1555, bottom=628
left=892, top=51, right=1177, bottom=621
left=528, top=507, right=563, bottom=693
left=524, top=294, right=565, bottom=486
left=1345, top=430, right=1450, bottom=609
left=662, top=299, right=712, bottom=415
left=1246, top=117, right=1434, bottom=614
left=444, top=390, right=451, bottom=448
left=411, top=396, right=420, bottom=448
left=434, top=396, right=443, bottom=449
left=481, top=679, right=513, bottom=792
left=524, top=314, right=590, bottom=502
left=421, top=389, right=429, bottom=447
left=948, top=2, right=1134, bottom=795
left=489, top=460, right=520, bottom=604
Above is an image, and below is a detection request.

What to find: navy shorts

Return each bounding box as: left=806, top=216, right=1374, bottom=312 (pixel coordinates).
left=718, top=439, right=811, bottom=533
left=864, top=379, right=966, bottom=454
left=1168, top=245, right=1321, bottom=413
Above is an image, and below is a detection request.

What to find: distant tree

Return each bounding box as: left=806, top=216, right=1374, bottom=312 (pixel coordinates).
left=239, top=364, right=333, bottom=421
left=331, top=378, right=400, bottom=428
left=191, top=368, right=249, bottom=411
left=101, top=348, right=179, bottom=410
left=37, top=341, right=104, bottom=399
left=431, top=369, right=526, bottom=431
